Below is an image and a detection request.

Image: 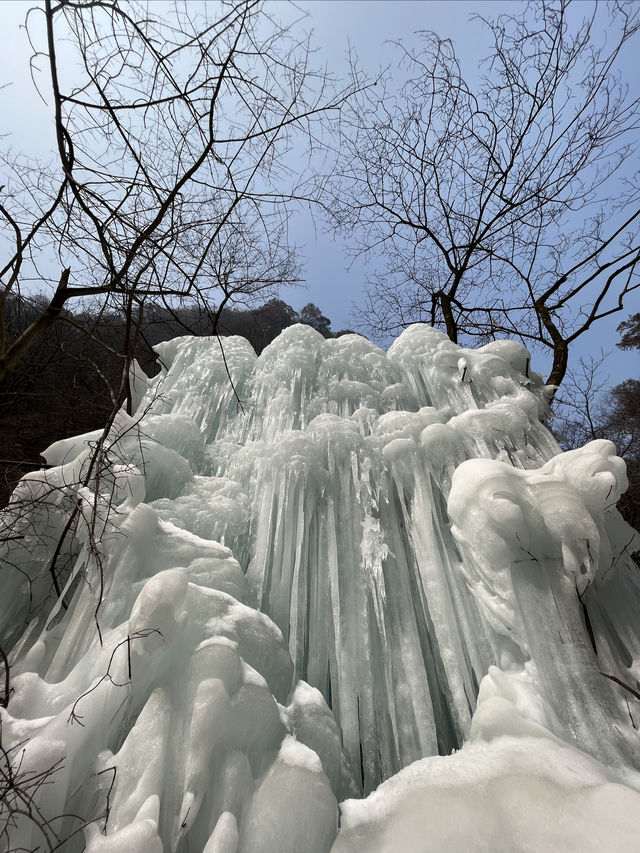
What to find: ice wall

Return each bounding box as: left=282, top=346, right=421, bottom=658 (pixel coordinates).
left=1, top=324, right=639, bottom=852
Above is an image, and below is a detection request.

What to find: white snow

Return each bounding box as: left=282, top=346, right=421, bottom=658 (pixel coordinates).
left=1, top=323, right=639, bottom=852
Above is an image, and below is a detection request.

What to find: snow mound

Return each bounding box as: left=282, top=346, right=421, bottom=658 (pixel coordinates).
left=1, top=324, right=639, bottom=852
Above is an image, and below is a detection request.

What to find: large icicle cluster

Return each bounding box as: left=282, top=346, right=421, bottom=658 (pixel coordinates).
left=1, top=324, right=640, bottom=852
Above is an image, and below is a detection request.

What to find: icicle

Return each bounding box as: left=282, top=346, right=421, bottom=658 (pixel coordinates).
left=2, top=324, right=639, bottom=852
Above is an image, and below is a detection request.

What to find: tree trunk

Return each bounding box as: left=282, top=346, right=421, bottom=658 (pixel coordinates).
left=0, top=268, right=70, bottom=383
left=535, top=299, right=569, bottom=395
left=440, top=291, right=458, bottom=343
left=546, top=339, right=569, bottom=393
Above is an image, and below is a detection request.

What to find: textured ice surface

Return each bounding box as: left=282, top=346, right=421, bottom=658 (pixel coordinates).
left=333, top=733, right=640, bottom=853
left=1, top=324, right=639, bottom=852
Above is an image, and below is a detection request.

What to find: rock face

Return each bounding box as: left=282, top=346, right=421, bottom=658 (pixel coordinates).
left=1, top=324, right=639, bottom=853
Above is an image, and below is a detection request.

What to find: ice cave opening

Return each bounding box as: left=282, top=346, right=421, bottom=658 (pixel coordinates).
left=1, top=323, right=640, bottom=852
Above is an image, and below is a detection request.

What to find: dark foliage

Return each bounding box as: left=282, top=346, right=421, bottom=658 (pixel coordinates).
left=617, top=313, right=640, bottom=351
left=0, top=296, right=334, bottom=504
left=553, top=312, right=640, bottom=538
left=607, top=378, right=640, bottom=530
left=608, top=315, right=640, bottom=530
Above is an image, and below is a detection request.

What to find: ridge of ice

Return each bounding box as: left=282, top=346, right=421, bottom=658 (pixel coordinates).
left=1, top=323, right=639, bottom=852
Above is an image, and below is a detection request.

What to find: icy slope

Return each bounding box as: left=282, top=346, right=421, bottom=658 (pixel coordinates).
left=1, top=324, right=639, bottom=852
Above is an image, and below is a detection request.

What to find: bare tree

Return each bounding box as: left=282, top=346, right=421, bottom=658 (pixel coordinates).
left=552, top=353, right=612, bottom=449
left=552, top=314, right=640, bottom=531
left=0, top=4, right=363, bottom=839
left=322, top=0, right=640, bottom=390
left=0, top=0, right=356, bottom=392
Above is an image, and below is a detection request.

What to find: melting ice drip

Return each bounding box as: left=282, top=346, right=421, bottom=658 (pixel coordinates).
left=1, top=324, right=640, bottom=852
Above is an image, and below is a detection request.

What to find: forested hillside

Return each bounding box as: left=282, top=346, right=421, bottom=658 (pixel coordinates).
left=0, top=296, right=337, bottom=502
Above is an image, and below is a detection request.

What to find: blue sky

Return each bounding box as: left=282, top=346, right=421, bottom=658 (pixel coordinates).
left=292, top=1, right=639, bottom=387
left=0, top=0, right=637, bottom=384
left=286, top=1, right=508, bottom=330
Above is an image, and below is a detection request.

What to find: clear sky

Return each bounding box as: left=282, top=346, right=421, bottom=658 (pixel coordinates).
left=286, top=0, right=506, bottom=330
left=0, top=0, right=637, bottom=383
left=290, top=1, right=638, bottom=387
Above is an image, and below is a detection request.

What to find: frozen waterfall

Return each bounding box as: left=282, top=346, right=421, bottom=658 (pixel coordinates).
left=1, top=324, right=640, bottom=852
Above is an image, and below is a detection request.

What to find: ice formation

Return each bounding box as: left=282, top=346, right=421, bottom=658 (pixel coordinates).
left=1, top=324, right=640, bottom=852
